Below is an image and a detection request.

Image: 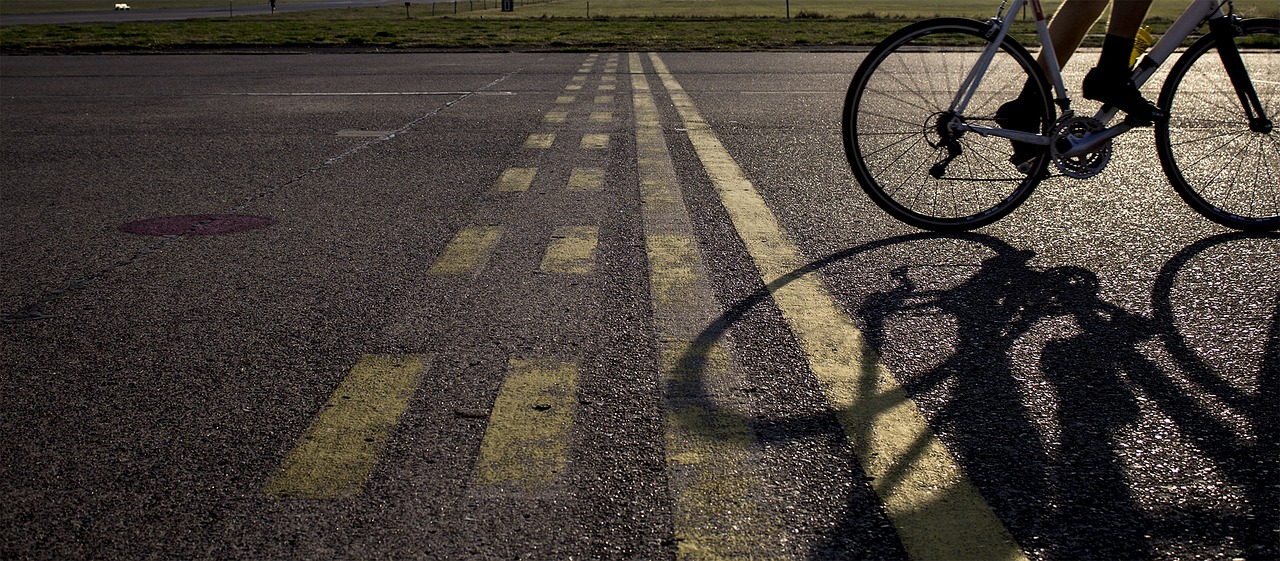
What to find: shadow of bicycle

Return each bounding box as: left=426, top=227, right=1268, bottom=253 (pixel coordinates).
left=672, top=231, right=1278, bottom=560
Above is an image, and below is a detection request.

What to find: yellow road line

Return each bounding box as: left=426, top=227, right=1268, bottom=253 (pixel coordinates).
left=649, top=52, right=1028, bottom=561
left=589, top=111, right=613, bottom=123
left=581, top=133, right=610, bottom=149
left=495, top=166, right=537, bottom=193
left=544, top=111, right=567, bottom=124
left=594, top=95, right=614, bottom=104
left=631, top=52, right=778, bottom=559
left=427, top=226, right=501, bottom=275
left=556, top=95, right=576, bottom=104
left=474, top=358, right=579, bottom=489
left=264, top=354, right=425, bottom=499
left=540, top=225, right=598, bottom=274
left=523, top=132, right=555, bottom=149
left=567, top=167, right=605, bottom=192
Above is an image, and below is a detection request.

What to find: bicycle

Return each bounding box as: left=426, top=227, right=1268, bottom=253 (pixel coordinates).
left=841, top=0, right=1278, bottom=232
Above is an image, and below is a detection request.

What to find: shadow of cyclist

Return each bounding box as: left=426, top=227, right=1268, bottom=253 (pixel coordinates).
left=671, top=231, right=1277, bottom=560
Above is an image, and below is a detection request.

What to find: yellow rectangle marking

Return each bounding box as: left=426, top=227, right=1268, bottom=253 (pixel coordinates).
left=601, top=75, right=617, bottom=82
left=594, top=95, right=614, bottom=104
left=495, top=166, right=537, bottom=193
left=564, top=84, right=583, bottom=91
left=650, top=52, right=1028, bottom=561
left=598, top=84, right=616, bottom=92
left=264, top=354, right=425, bottom=499
left=567, top=167, right=604, bottom=192
left=540, top=225, right=598, bottom=274
left=556, top=95, right=576, bottom=104
left=572, top=76, right=587, bottom=82
left=580, top=133, right=610, bottom=149
left=544, top=111, right=567, bottom=124
left=427, top=226, right=501, bottom=275
left=589, top=111, right=613, bottom=123
left=523, top=133, right=555, bottom=149
left=474, top=358, right=578, bottom=489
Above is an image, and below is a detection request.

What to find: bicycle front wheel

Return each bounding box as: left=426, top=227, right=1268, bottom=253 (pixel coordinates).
left=1156, top=18, right=1280, bottom=232
left=843, top=18, right=1053, bottom=231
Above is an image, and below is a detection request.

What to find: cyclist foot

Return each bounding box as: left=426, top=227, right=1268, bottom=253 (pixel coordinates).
left=1082, top=67, right=1166, bottom=126
left=995, top=97, right=1045, bottom=173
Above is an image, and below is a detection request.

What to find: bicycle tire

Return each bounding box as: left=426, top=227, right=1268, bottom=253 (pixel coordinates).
left=1155, top=18, right=1280, bottom=232
left=843, top=18, right=1054, bottom=232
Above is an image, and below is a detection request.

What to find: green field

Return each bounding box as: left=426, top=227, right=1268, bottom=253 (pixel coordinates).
left=1, top=0, right=1276, bottom=51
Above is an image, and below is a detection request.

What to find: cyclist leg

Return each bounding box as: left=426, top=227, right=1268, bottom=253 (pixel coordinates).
left=997, top=0, right=1107, bottom=168
left=1082, top=0, right=1165, bottom=124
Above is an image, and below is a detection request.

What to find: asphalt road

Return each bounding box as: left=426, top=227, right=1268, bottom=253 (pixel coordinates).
left=1, top=52, right=1276, bottom=560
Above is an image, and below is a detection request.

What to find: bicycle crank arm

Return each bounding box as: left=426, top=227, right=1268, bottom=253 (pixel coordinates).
left=1058, top=121, right=1133, bottom=158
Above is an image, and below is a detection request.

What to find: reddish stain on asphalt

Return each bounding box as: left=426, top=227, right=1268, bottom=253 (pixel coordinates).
left=119, top=214, right=274, bottom=236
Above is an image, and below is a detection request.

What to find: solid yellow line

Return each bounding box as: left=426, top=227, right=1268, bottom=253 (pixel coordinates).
left=427, top=226, right=501, bottom=276
left=649, top=52, right=1028, bottom=561
left=264, top=354, right=425, bottom=499
left=540, top=225, right=598, bottom=274
left=474, top=358, right=579, bottom=489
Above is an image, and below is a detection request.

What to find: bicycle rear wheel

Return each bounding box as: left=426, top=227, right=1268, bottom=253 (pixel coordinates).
left=843, top=18, right=1053, bottom=231
left=1155, top=18, right=1280, bottom=232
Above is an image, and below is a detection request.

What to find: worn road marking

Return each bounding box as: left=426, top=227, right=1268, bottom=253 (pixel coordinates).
left=540, top=226, right=598, bottom=274
left=581, top=133, right=610, bottom=149
left=264, top=354, right=425, bottom=499
left=556, top=95, right=576, bottom=104
left=594, top=95, right=614, bottom=104
left=631, top=52, right=778, bottom=559
left=568, top=167, right=604, bottom=192
left=524, top=132, right=555, bottom=149
left=544, top=111, right=567, bottom=124
left=428, top=226, right=501, bottom=275
left=474, top=358, right=579, bottom=489
left=495, top=167, right=537, bottom=193
left=590, top=111, right=613, bottom=123
left=650, top=52, right=1028, bottom=561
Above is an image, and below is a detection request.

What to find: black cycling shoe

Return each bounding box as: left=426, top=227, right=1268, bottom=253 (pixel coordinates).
left=995, top=96, right=1045, bottom=172
left=1082, top=66, right=1166, bottom=126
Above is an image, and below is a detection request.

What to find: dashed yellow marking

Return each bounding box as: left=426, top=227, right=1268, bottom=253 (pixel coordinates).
left=594, top=95, right=614, bottom=104
left=581, top=133, right=610, bottom=149
left=495, top=167, right=537, bottom=193
left=523, top=133, right=555, bottom=149
left=631, top=52, right=778, bottom=559
left=602, top=75, right=617, bottom=82
left=572, top=76, right=587, bottom=82
left=264, top=354, right=425, bottom=499
left=649, top=52, right=1028, bottom=561
left=598, top=84, right=616, bottom=92
left=540, top=225, right=598, bottom=274
left=544, top=111, right=567, bottom=124
left=474, top=358, right=579, bottom=489
left=565, top=84, right=583, bottom=91
left=568, top=167, right=604, bottom=191
left=556, top=95, right=576, bottom=104
left=427, top=226, right=501, bottom=275
left=590, top=111, right=613, bottom=123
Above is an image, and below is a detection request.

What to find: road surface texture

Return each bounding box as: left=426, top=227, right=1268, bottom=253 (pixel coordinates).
left=1, top=52, right=1276, bottom=560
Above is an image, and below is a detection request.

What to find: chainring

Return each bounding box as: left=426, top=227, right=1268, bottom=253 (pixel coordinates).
left=1050, top=116, right=1112, bottom=179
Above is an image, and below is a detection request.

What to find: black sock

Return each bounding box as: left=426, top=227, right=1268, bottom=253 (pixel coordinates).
left=1098, top=33, right=1136, bottom=74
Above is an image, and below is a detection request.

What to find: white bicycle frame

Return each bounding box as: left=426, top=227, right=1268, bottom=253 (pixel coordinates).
left=953, top=0, right=1229, bottom=156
